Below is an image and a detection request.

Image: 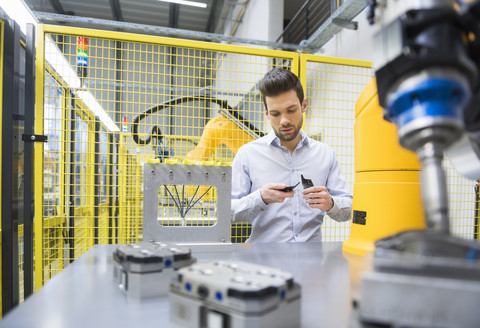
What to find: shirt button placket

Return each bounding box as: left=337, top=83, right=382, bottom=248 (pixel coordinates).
left=290, top=154, right=300, bottom=239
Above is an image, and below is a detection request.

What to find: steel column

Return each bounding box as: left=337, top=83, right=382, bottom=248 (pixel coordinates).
left=22, top=23, right=36, bottom=299
left=1, top=19, right=20, bottom=314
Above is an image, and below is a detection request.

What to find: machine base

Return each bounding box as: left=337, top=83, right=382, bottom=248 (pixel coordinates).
left=354, top=270, right=480, bottom=328
left=170, top=290, right=301, bottom=328
left=353, top=230, right=480, bottom=328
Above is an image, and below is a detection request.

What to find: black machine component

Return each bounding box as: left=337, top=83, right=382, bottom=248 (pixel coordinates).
left=373, top=5, right=479, bottom=111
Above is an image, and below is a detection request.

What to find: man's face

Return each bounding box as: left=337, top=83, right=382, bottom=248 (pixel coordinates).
left=265, top=89, right=307, bottom=143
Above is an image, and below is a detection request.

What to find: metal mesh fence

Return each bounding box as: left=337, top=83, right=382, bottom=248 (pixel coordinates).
left=34, top=25, right=479, bottom=289
left=302, top=55, right=477, bottom=241
left=37, top=26, right=298, bottom=285
left=302, top=56, right=373, bottom=241
left=444, top=159, right=479, bottom=239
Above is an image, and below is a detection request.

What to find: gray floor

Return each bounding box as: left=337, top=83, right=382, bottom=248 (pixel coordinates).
left=1, top=242, right=369, bottom=328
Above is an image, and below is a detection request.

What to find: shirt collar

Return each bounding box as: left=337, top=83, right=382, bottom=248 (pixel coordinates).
left=266, top=129, right=310, bottom=149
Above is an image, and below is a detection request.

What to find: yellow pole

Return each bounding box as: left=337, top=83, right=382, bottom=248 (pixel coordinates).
left=88, top=121, right=96, bottom=248
left=34, top=24, right=45, bottom=291
left=118, top=135, right=126, bottom=244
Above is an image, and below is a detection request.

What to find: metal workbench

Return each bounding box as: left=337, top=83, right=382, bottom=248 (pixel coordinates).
left=1, top=242, right=364, bottom=328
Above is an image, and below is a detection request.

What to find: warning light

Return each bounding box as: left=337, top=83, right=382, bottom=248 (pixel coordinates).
left=76, top=37, right=89, bottom=78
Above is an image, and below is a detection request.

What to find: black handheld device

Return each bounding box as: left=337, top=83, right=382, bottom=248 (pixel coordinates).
left=279, top=182, right=300, bottom=192
left=301, top=175, right=314, bottom=189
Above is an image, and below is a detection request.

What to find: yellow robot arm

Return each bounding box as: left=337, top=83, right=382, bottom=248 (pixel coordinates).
left=186, top=116, right=255, bottom=162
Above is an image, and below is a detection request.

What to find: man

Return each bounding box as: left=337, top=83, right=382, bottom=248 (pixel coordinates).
left=231, top=67, right=352, bottom=242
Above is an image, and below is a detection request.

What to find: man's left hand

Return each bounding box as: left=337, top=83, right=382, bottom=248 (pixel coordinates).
left=302, top=186, right=334, bottom=211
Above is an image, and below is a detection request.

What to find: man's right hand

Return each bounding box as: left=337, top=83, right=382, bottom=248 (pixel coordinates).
left=260, top=183, right=294, bottom=204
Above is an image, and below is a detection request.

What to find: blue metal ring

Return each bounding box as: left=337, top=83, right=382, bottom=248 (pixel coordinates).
left=387, top=78, right=470, bottom=129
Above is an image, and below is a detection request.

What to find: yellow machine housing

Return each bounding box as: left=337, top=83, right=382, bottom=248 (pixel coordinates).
left=342, top=79, right=425, bottom=256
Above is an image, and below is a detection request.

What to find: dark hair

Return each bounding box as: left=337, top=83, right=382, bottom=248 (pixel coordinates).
left=259, top=68, right=304, bottom=109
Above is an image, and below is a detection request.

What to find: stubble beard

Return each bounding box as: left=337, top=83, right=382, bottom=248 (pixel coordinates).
left=274, top=118, right=303, bottom=143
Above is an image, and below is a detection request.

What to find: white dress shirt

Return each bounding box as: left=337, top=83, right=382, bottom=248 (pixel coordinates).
left=231, top=129, right=352, bottom=242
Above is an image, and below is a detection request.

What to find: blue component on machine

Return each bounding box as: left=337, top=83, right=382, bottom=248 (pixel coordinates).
left=386, top=78, right=471, bottom=130
left=155, top=139, right=174, bottom=162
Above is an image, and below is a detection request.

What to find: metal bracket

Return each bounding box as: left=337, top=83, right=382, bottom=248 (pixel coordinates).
left=22, top=134, right=48, bottom=142
left=143, top=163, right=232, bottom=243
left=332, top=18, right=358, bottom=30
